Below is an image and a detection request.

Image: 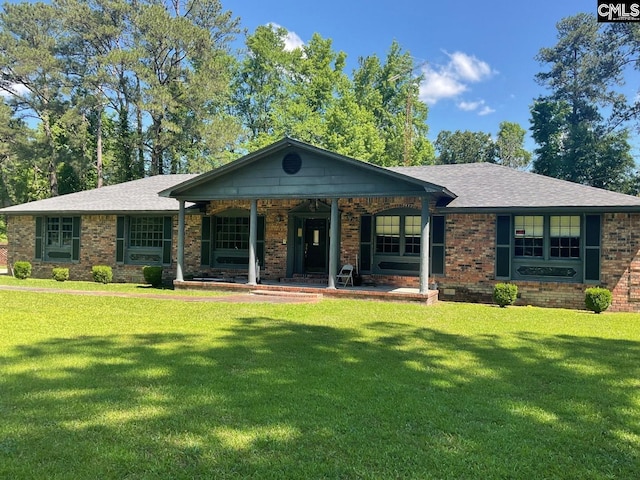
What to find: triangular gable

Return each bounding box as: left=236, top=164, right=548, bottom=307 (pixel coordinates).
left=161, top=137, right=455, bottom=201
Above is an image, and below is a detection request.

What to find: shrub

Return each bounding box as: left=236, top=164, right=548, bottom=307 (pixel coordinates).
left=13, top=261, right=32, bottom=280
left=494, top=283, right=518, bottom=308
left=142, top=266, right=163, bottom=287
left=585, top=287, right=612, bottom=314
left=52, top=267, right=69, bottom=282
left=92, top=265, right=113, bottom=284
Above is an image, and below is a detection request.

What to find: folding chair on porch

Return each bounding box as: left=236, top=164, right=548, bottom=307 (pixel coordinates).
left=336, top=264, right=354, bottom=287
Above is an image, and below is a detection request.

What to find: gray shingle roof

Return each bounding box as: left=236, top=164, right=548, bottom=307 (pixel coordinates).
left=2, top=161, right=640, bottom=216
left=0, top=174, right=198, bottom=215
left=390, top=163, right=640, bottom=211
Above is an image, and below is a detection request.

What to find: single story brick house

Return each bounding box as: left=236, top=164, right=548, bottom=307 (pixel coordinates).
left=2, top=137, right=640, bottom=311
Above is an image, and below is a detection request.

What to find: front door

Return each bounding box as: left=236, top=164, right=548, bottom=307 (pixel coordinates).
left=303, top=218, right=328, bottom=274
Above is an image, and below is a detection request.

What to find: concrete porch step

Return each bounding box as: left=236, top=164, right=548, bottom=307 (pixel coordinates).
left=250, top=289, right=323, bottom=300
left=280, top=275, right=328, bottom=285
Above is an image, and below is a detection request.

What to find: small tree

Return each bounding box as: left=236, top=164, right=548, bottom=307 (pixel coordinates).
left=13, top=261, right=31, bottom=279
left=142, top=266, right=163, bottom=287
left=494, top=283, right=518, bottom=308
left=52, top=267, right=69, bottom=282
left=92, top=265, right=112, bottom=284
left=585, top=287, right=612, bottom=313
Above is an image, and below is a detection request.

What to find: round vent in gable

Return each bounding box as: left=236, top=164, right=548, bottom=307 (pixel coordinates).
left=282, top=152, right=302, bottom=175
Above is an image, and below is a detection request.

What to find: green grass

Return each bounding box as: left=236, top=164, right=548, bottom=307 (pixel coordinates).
left=0, top=274, right=226, bottom=297
left=0, top=286, right=639, bottom=479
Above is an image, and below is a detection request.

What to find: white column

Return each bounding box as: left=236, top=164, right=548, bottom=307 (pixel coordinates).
left=419, top=196, right=430, bottom=294
left=248, top=198, right=258, bottom=286
left=328, top=197, right=339, bottom=289
left=176, top=199, right=185, bottom=282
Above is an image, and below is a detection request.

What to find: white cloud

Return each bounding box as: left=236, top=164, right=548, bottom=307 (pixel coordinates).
left=269, top=23, right=304, bottom=51
left=0, top=83, right=28, bottom=98
left=478, top=105, right=495, bottom=116
left=457, top=99, right=495, bottom=116
left=448, top=51, right=493, bottom=82
left=418, top=51, right=496, bottom=106
left=284, top=30, right=304, bottom=51
left=419, top=68, right=467, bottom=105
left=458, top=100, right=483, bottom=111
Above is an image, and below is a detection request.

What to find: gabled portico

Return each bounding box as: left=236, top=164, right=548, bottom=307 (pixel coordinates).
left=161, top=137, right=454, bottom=295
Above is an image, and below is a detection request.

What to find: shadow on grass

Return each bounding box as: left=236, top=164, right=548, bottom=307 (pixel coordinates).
left=1, top=318, right=639, bottom=479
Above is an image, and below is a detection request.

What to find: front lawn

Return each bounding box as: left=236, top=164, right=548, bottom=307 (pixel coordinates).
left=0, top=287, right=638, bottom=479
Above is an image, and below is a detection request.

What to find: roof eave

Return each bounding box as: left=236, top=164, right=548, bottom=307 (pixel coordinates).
left=436, top=205, right=640, bottom=214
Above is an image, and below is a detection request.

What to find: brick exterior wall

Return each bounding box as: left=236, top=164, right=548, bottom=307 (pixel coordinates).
left=433, top=212, right=640, bottom=312
left=0, top=243, right=6, bottom=266
left=6, top=204, right=640, bottom=312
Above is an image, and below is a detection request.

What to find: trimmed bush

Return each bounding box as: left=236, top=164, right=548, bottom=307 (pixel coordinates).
left=585, top=287, right=612, bottom=314
left=52, top=267, right=69, bottom=282
left=142, top=266, right=163, bottom=287
left=92, top=265, right=113, bottom=284
left=13, top=261, right=32, bottom=280
left=494, top=283, right=518, bottom=308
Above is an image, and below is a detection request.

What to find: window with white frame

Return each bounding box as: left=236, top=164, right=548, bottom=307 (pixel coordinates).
left=514, top=215, right=543, bottom=257
left=375, top=215, right=421, bottom=255
left=550, top=215, right=580, bottom=258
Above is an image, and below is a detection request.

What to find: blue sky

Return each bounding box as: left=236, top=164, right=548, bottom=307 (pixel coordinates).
left=227, top=0, right=600, bottom=149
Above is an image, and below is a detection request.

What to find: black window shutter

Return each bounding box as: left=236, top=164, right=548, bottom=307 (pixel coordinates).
left=584, top=214, right=601, bottom=282
left=200, top=216, right=211, bottom=266
left=496, top=215, right=511, bottom=279
left=71, top=217, right=81, bottom=262
left=431, top=215, right=445, bottom=275
left=359, top=215, right=372, bottom=274
left=116, top=216, right=125, bottom=263
left=257, top=216, right=265, bottom=265
left=162, top=216, right=172, bottom=265
left=35, top=217, right=43, bottom=260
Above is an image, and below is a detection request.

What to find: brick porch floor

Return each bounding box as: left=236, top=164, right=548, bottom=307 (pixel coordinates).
left=174, top=279, right=439, bottom=304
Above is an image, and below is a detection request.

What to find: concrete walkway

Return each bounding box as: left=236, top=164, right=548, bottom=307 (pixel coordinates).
left=0, top=283, right=321, bottom=304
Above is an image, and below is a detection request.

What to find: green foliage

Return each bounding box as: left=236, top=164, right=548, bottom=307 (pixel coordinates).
left=51, top=267, right=69, bottom=282
left=585, top=287, right=612, bottom=313
left=495, top=121, right=531, bottom=169
left=532, top=14, right=638, bottom=193
left=435, top=130, right=497, bottom=164
left=13, top=261, right=31, bottom=279
left=234, top=31, right=435, bottom=166
left=0, top=216, right=6, bottom=242
left=493, top=283, right=518, bottom=308
left=91, top=265, right=112, bottom=284
left=142, top=266, right=163, bottom=287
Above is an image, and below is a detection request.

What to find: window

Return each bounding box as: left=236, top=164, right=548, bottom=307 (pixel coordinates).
left=550, top=215, right=580, bottom=258
left=514, top=215, right=580, bottom=259
left=375, top=215, right=400, bottom=254
left=215, top=216, right=249, bottom=250
left=375, top=215, right=421, bottom=255
left=367, top=210, right=427, bottom=275
left=514, top=215, right=543, bottom=257
left=404, top=216, right=422, bottom=254
left=499, top=213, right=596, bottom=283
left=35, top=216, right=80, bottom=262
left=129, top=217, right=164, bottom=248
left=201, top=213, right=265, bottom=268
left=116, top=216, right=172, bottom=265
